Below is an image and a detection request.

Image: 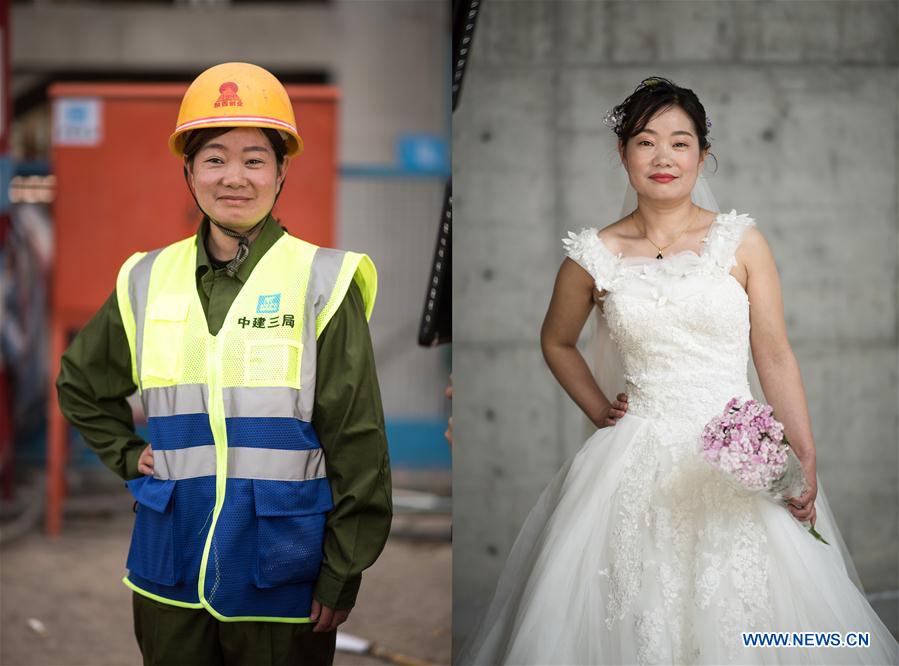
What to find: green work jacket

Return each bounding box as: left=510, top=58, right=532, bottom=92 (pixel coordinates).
left=56, top=213, right=392, bottom=610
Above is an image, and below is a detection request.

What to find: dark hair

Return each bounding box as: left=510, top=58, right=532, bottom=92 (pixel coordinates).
left=182, top=126, right=288, bottom=169
left=609, top=76, right=716, bottom=170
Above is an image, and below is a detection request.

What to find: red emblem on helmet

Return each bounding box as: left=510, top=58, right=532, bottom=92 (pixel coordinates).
left=214, top=82, right=243, bottom=108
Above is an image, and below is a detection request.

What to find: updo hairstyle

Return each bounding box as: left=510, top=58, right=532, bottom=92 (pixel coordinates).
left=605, top=76, right=717, bottom=172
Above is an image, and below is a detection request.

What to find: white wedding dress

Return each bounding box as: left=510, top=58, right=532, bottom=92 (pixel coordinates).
left=457, top=210, right=898, bottom=665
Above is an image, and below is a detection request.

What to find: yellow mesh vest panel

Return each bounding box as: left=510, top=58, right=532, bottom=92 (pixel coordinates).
left=142, top=237, right=204, bottom=389
left=219, top=237, right=315, bottom=390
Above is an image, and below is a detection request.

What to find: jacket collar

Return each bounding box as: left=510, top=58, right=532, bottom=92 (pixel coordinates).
left=195, top=213, right=285, bottom=283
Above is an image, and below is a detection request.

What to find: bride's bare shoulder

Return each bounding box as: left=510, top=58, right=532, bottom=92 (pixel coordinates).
left=595, top=217, right=633, bottom=254
left=737, top=224, right=775, bottom=269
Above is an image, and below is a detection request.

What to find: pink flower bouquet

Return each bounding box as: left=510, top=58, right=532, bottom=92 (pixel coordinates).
left=699, top=397, right=828, bottom=544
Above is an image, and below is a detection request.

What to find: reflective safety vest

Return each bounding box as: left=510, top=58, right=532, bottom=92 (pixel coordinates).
left=115, top=233, right=376, bottom=622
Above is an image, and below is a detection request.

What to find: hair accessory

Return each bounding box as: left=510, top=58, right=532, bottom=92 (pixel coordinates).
left=601, top=107, right=712, bottom=137
left=603, top=77, right=713, bottom=138
left=602, top=108, right=626, bottom=135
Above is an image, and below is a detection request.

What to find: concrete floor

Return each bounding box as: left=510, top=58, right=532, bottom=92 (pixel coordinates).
left=0, top=508, right=450, bottom=666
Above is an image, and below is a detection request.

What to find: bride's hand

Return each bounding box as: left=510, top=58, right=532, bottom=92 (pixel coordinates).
left=785, top=464, right=818, bottom=526
left=599, top=393, right=628, bottom=428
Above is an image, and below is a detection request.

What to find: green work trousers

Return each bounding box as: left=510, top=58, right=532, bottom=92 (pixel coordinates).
left=132, top=593, right=337, bottom=666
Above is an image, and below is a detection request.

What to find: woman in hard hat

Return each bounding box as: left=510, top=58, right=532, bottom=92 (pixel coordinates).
left=57, top=62, right=392, bottom=666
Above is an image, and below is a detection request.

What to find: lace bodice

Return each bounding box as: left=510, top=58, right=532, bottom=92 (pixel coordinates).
left=564, top=210, right=757, bottom=421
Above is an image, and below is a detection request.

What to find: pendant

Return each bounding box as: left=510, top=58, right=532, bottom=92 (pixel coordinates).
left=656, top=252, right=664, bottom=260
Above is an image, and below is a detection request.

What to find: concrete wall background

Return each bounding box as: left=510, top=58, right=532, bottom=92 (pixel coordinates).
left=453, top=0, right=899, bottom=649
left=12, top=0, right=452, bottom=434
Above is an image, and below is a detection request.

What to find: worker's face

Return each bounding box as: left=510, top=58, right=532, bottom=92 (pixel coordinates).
left=186, top=127, right=289, bottom=231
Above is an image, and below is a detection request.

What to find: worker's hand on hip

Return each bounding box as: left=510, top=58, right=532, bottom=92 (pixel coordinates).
left=310, top=599, right=351, bottom=632
left=137, top=444, right=154, bottom=476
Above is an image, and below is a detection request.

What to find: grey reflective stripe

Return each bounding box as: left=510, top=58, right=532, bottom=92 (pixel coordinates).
left=128, top=248, right=163, bottom=387
left=228, top=447, right=327, bottom=482
left=308, top=247, right=346, bottom=321
left=144, top=384, right=209, bottom=416
left=222, top=387, right=301, bottom=419
left=153, top=446, right=326, bottom=482
left=298, top=247, right=345, bottom=420
left=297, top=303, right=317, bottom=422
left=153, top=445, right=216, bottom=480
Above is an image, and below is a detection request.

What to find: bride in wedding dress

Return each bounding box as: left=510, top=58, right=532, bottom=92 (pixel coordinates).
left=456, top=77, right=898, bottom=665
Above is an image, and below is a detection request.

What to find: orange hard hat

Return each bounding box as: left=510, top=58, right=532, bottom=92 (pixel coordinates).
left=169, top=62, right=303, bottom=157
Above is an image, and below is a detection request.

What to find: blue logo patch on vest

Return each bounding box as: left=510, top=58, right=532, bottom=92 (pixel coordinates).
left=256, top=293, right=281, bottom=314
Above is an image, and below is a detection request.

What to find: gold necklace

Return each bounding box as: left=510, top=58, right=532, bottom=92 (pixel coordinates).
left=632, top=207, right=699, bottom=259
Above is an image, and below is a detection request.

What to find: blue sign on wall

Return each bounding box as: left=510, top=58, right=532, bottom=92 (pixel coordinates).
left=53, top=98, right=103, bottom=147
left=397, top=134, right=449, bottom=174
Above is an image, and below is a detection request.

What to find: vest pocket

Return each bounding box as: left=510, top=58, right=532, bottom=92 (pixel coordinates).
left=125, top=476, right=180, bottom=586
left=142, top=296, right=190, bottom=381
left=244, top=339, right=303, bottom=389
left=252, top=478, right=330, bottom=588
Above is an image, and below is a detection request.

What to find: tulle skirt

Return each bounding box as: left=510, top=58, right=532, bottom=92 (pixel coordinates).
left=456, top=412, right=899, bottom=665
